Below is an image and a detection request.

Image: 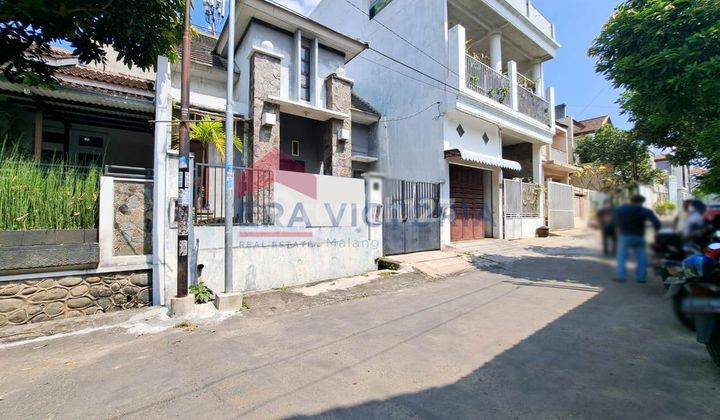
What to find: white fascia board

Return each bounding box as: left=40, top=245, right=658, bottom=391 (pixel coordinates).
left=267, top=95, right=349, bottom=121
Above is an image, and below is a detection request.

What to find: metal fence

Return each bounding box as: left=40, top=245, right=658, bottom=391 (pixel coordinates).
left=504, top=179, right=541, bottom=218
left=517, top=85, right=549, bottom=125
left=546, top=181, right=574, bottom=230
left=383, top=178, right=441, bottom=255
left=466, top=54, right=512, bottom=106
left=193, top=163, right=274, bottom=226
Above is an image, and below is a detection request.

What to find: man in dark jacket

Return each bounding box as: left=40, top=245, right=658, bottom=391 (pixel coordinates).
left=614, top=195, right=662, bottom=283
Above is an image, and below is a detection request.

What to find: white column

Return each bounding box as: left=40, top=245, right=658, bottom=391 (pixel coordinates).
left=531, top=60, right=544, bottom=97
left=440, top=161, right=451, bottom=247
left=489, top=31, right=503, bottom=73
left=508, top=60, right=519, bottom=111
left=532, top=142, right=545, bottom=223
left=312, top=38, right=320, bottom=107
left=494, top=168, right=504, bottom=239
left=363, top=173, right=384, bottom=260
left=447, top=24, right=466, bottom=90
left=152, top=56, right=172, bottom=306
left=546, top=86, right=556, bottom=131
left=293, top=30, right=301, bottom=101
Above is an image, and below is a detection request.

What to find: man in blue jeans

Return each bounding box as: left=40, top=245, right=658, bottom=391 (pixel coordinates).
left=614, top=194, right=662, bottom=283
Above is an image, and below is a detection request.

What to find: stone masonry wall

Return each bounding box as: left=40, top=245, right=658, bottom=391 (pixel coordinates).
left=250, top=51, right=282, bottom=170
left=0, top=270, right=151, bottom=327
left=113, top=181, right=153, bottom=256
left=325, top=74, right=353, bottom=177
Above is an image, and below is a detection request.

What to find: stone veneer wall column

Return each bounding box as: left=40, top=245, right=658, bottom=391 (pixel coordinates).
left=249, top=50, right=282, bottom=224
left=0, top=270, right=151, bottom=326
left=324, top=74, right=353, bottom=177
left=249, top=51, right=282, bottom=170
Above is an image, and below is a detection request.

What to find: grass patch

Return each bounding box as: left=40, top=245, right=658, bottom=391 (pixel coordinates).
left=273, top=285, right=290, bottom=292
left=0, top=141, right=99, bottom=231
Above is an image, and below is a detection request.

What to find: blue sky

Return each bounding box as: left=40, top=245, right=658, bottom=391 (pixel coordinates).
left=191, top=0, right=628, bottom=128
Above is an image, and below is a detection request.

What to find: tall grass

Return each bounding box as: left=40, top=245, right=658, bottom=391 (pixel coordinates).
left=0, top=141, right=100, bottom=231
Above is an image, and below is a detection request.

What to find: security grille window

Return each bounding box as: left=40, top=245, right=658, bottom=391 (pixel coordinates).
left=369, top=0, right=393, bottom=18
left=300, top=41, right=311, bottom=102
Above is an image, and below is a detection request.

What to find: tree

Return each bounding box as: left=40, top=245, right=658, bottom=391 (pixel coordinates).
left=0, top=0, right=184, bottom=86
left=590, top=0, right=720, bottom=194
left=573, top=125, right=665, bottom=194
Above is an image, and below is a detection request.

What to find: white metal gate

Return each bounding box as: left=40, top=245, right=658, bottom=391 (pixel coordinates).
left=504, top=179, right=542, bottom=240
left=546, top=181, right=574, bottom=230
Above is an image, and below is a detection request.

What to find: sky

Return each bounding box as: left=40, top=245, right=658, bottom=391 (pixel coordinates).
left=191, top=0, right=629, bottom=129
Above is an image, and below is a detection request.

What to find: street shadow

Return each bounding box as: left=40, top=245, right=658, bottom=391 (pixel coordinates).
left=287, top=269, right=718, bottom=419
left=469, top=253, right=615, bottom=286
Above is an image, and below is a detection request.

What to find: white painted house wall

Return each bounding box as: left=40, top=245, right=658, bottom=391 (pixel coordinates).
left=312, top=0, right=558, bottom=242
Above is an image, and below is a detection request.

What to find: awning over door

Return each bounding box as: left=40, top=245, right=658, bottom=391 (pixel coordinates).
left=445, top=148, right=521, bottom=171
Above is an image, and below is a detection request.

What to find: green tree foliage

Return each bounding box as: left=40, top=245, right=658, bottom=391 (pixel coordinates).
left=590, top=0, right=720, bottom=194
left=0, top=0, right=184, bottom=86
left=574, top=125, right=665, bottom=193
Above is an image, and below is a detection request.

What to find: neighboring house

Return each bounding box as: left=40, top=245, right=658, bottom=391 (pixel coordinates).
left=311, top=0, right=561, bottom=246
left=542, top=104, right=585, bottom=230
left=573, top=115, right=612, bottom=138
left=0, top=49, right=155, bottom=168
left=0, top=0, right=385, bottom=324
left=151, top=0, right=382, bottom=302
left=654, top=154, right=692, bottom=209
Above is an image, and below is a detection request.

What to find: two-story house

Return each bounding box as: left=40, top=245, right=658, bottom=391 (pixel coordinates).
left=654, top=154, right=692, bottom=210
left=152, top=0, right=386, bottom=303
left=311, top=0, right=560, bottom=250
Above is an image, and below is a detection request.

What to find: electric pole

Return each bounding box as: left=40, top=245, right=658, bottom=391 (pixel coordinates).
left=176, top=0, right=193, bottom=299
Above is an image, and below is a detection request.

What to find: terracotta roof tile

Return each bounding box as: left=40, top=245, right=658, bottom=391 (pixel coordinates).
left=55, top=66, right=154, bottom=92
left=574, top=116, right=612, bottom=136
left=178, top=31, right=227, bottom=68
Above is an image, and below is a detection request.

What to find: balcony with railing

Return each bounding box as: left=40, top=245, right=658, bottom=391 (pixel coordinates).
left=465, top=55, right=511, bottom=107
left=449, top=24, right=555, bottom=133
left=516, top=82, right=549, bottom=125
left=463, top=53, right=550, bottom=126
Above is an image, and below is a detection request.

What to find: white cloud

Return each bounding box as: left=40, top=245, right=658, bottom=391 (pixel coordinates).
left=271, top=0, right=321, bottom=15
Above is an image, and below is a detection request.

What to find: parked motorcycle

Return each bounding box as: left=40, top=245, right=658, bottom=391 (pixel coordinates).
left=681, top=243, right=720, bottom=367
left=665, top=240, right=719, bottom=331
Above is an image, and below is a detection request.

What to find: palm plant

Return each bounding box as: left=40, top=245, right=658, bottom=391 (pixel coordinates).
left=189, top=116, right=243, bottom=163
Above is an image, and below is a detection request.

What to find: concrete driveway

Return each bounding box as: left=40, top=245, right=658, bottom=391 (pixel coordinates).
left=0, top=233, right=718, bottom=419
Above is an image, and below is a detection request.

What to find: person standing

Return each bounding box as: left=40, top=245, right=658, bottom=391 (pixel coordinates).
left=614, top=194, right=662, bottom=283
left=597, top=199, right=616, bottom=257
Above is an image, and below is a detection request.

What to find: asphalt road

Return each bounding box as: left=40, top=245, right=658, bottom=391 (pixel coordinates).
left=1, top=234, right=718, bottom=419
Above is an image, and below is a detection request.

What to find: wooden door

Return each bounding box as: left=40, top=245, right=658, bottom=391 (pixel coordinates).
left=450, top=166, right=486, bottom=242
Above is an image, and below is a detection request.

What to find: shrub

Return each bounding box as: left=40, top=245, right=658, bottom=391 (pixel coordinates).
left=655, top=200, right=677, bottom=216
left=0, top=141, right=100, bottom=231
left=189, top=282, right=214, bottom=304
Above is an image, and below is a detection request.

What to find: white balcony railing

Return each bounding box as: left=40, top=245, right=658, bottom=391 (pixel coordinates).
left=505, top=0, right=555, bottom=40
left=517, top=84, right=549, bottom=125
left=465, top=54, right=512, bottom=107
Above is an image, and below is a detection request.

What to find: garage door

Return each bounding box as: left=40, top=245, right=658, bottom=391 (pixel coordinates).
left=450, top=165, right=485, bottom=241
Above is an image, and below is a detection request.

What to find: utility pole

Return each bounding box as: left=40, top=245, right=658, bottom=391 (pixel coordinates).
left=176, top=0, right=193, bottom=299
left=224, top=0, right=235, bottom=296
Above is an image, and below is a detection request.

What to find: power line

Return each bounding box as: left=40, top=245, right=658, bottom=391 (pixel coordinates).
left=341, top=0, right=461, bottom=79
left=382, top=101, right=441, bottom=123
